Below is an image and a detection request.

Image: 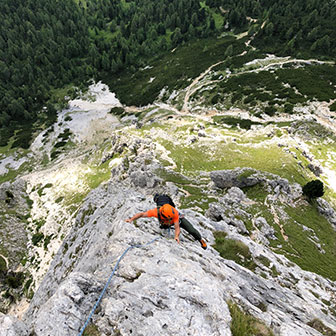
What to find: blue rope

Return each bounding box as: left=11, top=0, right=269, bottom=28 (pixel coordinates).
left=77, top=237, right=159, bottom=336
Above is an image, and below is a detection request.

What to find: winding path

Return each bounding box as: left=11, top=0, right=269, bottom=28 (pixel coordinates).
left=181, top=56, right=334, bottom=114
left=182, top=61, right=224, bottom=113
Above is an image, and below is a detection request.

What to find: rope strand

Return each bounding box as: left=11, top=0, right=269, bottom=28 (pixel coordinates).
left=77, top=237, right=159, bottom=336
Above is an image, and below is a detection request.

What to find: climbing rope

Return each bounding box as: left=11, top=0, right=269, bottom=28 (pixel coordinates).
left=77, top=237, right=160, bottom=336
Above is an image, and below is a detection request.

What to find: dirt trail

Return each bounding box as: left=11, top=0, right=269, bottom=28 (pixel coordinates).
left=181, top=57, right=333, bottom=114
left=182, top=61, right=224, bottom=112
left=313, top=101, right=336, bottom=135
left=264, top=196, right=288, bottom=242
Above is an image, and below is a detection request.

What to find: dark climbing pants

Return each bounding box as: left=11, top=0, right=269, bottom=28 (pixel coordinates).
left=179, top=217, right=202, bottom=241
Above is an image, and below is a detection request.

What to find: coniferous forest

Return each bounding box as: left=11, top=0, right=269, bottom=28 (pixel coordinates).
left=1, top=0, right=336, bottom=147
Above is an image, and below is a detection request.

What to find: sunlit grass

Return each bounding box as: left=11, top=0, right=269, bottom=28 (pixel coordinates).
left=243, top=182, right=336, bottom=281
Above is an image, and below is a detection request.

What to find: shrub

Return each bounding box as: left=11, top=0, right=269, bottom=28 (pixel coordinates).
left=284, top=103, right=294, bottom=114
left=302, top=180, right=324, bottom=200
left=83, top=324, right=100, bottom=336
left=109, top=107, right=125, bottom=116
left=58, top=128, right=72, bottom=141
left=5, top=272, right=24, bottom=289
left=32, top=232, right=44, bottom=246
left=264, top=106, right=276, bottom=116
left=44, top=235, right=53, bottom=250
left=330, top=101, right=336, bottom=112
left=54, top=141, right=67, bottom=148
left=211, top=94, right=220, bottom=104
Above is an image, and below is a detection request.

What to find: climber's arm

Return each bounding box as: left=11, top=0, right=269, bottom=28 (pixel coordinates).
left=173, top=220, right=180, bottom=244
left=126, top=209, right=157, bottom=222
left=125, top=212, right=147, bottom=222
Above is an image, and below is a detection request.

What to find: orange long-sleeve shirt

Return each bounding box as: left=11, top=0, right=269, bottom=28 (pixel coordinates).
left=144, top=208, right=179, bottom=226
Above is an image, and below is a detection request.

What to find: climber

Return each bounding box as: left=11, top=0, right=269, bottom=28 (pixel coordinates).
left=125, top=194, right=207, bottom=249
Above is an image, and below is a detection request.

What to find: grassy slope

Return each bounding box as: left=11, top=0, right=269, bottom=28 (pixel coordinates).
left=104, top=35, right=247, bottom=106
left=131, top=118, right=336, bottom=281
left=1, top=23, right=336, bottom=297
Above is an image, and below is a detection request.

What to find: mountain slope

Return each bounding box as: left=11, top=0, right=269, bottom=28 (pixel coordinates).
left=1, top=82, right=336, bottom=335
left=17, top=134, right=336, bottom=335
left=1, top=26, right=336, bottom=333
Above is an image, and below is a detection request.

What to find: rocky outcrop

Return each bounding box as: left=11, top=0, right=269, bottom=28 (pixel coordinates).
left=210, top=168, right=262, bottom=189
left=0, top=179, right=31, bottom=313
left=0, top=314, right=28, bottom=336
left=206, top=187, right=250, bottom=234
left=210, top=168, right=302, bottom=204
left=2, top=153, right=336, bottom=336
left=13, top=166, right=335, bottom=336
left=307, top=163, right=323, bottom=177
left=317, top=198, right=336, bottom=231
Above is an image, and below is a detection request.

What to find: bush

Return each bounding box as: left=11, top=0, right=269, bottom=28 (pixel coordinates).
left=284, top=103, right=294, bottom=114
left=264, top=106, right=276, bottom=116
left=32, top=232, right=44, bottom=246
left=109, top=107, right=125, bottom=116
left=5, top=272, right=24, bottom=289
left=211, top=94, right=220, bottom=104
left=330, top=101, right=336, bottom=112
left=302, top=180, right=324, bottom=200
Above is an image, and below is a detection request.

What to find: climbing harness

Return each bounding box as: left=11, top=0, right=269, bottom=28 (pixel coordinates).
left=77, top=237, right=160, bottom=336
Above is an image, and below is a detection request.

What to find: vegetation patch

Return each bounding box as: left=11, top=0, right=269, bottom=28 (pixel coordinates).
left=207, top=63, right=336, bottom=115
left=106, top=36, right=246, bottom=106
left=32, top=232, right=44, bottom=246
left=330, top=101, right=336, bottom=112
left=156, top=168, right=216, bottom=212
left=109, top=107, right=126, bottom=117
left=0, top=256, right=7, bottom=273
left=307, top=318, right=336, bottom=336
left=5, top=271, right=25, bottom=289
left=228, top=301, right=274, bottom=336
left=243, top=183, right=269, bottom=203
left=157, top=136, right=308, bottom=185
left=255, top=255, right=271, bottom=268
left=58, top=128, right=72, bottom=142
left=213, top=232, right=257, bottom=271
left=280, top=204, right=336, bottom=281
left=242, top=181, right=336, bottom=281
left=37, top=183, right=53, bottom=197
left=43, top=235, right=53, bottom=250
left=213, top=116, right=262, bottom=130
left=83, top=324, right=101, bottom=336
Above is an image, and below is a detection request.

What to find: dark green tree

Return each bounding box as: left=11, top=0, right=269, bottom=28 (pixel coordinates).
left=302, top=180, right=324, bottom=200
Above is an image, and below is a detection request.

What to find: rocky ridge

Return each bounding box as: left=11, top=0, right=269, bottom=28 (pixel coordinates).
left=1, top=137, right=336, bottom=335
left=1, top=80, right=336, bottom=335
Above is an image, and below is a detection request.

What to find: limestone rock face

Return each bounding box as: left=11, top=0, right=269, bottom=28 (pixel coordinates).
left=307, top=163, right=323, bottom=177
left=254, top=217, right=276, bottom=240
left=210, top=168, right=262, bottom=189
left=16, top=175, right=336, bottom=336
left=2, top=160, right=336, bottom=336
left=317, top=198, right=336, bottom=230
left=0, top=178, right=29, bottom=269
left=0, top=314, right=28, bottom=336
